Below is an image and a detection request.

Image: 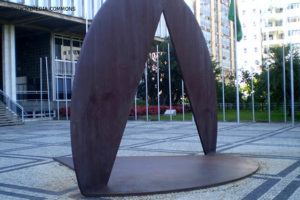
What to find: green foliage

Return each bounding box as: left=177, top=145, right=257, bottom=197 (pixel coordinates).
left=240, top=45, right=300, bottom=108
left=137, top=38, right=183, bottom=105
left=213, top=60, right=243, bottom=103
left=137, top=41, right=299, bottom=109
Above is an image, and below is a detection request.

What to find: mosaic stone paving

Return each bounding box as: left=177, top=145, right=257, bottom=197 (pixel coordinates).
left=0, top=121, right=299, bottom=200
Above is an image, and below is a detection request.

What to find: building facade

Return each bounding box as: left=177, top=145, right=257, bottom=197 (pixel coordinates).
left=261, top=0, right=300, bottom=55
left=1, top=0, right=99, bottom=116
left=1, top=0, right=234, bottom=117
left=191, top=0, right=235, bottom=73
left=236, top=0, right=300, bottom=74
left=237, top=0, right=263, bottom=74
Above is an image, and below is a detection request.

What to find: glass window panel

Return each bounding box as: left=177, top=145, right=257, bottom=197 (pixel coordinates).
left=58, top=78, right=64, bottom=100
left=67, top=79, right=72, bottom=99
left=55, top=38, right=62, bottom=60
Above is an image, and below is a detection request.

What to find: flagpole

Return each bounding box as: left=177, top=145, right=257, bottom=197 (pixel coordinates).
left=290, top=43, right=295, bottom=127
left=56, top=61, right=60, bottom=120
left=156, top=45, right=160, bottom=121
left=85, top=1, right=88, bottom=33
left=40, top=58, right=43, bottom=118
left=251, top=73, right=255, bottom=122
left=63, top=56, right=69, bottom=121
left=266, top=31, right=271, bottom=124
left=134, top=94, right=137, bottom=121
left=182, top=80, right=185, bottom=121
left=233, top=0, right=240, bottom=124
left=145, top=62, right=149, bottom=121
left=168, top=43, right=172, bottom=121
left=282, top=45, right=287, bottom=123
left=222, top=62, right=225, bottom=122
left=45, top=57, right=51, bottom=118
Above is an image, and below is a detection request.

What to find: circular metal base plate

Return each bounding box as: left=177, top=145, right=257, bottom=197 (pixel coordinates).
left=54, top=154, right=258, bottom=196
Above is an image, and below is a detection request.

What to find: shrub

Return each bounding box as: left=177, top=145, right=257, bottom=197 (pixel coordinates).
left=59, top=107, right=71, bottom=117
left=129, top=105, right=188, bottom=116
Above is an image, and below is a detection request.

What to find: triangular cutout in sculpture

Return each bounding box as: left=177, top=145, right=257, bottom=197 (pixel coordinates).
left=56, top=0, right=259, bottom=196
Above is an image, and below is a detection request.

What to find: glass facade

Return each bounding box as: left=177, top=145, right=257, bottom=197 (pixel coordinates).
left=54, top=34, right=82, bottom=100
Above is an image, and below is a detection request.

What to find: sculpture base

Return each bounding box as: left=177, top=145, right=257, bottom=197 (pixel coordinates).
left=54, top=154, right=258, bottom=196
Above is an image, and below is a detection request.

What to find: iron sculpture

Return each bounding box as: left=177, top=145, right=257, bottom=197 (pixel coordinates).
left=65, top=0, right=258, bottom=196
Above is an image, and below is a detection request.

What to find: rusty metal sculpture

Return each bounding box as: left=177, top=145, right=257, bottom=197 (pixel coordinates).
left=56, top=0, right=259, bottom=196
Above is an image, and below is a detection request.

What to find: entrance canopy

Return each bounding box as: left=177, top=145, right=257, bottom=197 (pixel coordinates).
left=0, top=1, right=89, bottom=37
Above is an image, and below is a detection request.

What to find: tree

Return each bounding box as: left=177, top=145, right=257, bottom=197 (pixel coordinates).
left=268, top=45, right=300, bottom=106
left=138, top=38, right=248, bottom=107
left=241, top=45, right=300, bottom=112
left=137, top=38, right=183, bottom=105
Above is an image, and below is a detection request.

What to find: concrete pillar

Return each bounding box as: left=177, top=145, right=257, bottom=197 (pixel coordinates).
left=2, top=24, right=16, bottom=101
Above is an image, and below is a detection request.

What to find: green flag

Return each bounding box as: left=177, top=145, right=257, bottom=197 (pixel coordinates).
left=228, top=0, right=243, bottom=41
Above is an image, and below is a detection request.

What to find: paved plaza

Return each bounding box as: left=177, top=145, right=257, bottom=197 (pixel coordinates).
left=0, top=120, right=299, bottom=199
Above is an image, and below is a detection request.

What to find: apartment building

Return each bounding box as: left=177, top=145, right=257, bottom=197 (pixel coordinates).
left=235, top=0, right=300, bottom=74
left=237, top=0, right=262, bottom=74
left=192, top=0, right=234, bottom=73
left=261, top=0, right=300, bottom=55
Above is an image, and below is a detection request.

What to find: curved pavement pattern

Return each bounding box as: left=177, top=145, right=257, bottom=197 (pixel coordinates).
left=0, top=121, right=299, bottom=199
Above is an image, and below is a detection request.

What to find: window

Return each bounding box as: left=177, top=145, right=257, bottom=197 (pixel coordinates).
left=253, top=9, right=256, bottom=13
left=288, top=3, right=300, bottom=9
left=54, top=35, right=83, bottom=101
left=243, top=35, right=247, bottom=40
left=280, top=33, right=284, bottom=39
left=254, top=47, right=258, bottom=52
left=72, top=40, right=82, bottom=61
left=254, top=35, right=257, bottom=39
left=275, top=8, right=283, bottom=13
left=55, top=35, right=83, bottom=61
left=288, top=16, right=300, bottom=23
left=269, top=34, right=273, bottom=40
left=244, top=48, right=247, bottom=53
left=56, top=78, right=72, bottom=100
left=55, top=38, right=63, bottom=60
left=288, top=30, right=300, bottom=36
left=266, top=21, right=272, bottom=27
left=242, top=10, right=246, bottom=15
left=255, top=60, right=260, bottom=65
left=55, top=38, right=72, bottom=61
left=275, top=20, right=282, bottom=26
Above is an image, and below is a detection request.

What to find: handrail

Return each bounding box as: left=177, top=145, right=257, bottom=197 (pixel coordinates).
left=0, top=89, right=25, bottom=123
left=54, top=59, right=77, bottom=63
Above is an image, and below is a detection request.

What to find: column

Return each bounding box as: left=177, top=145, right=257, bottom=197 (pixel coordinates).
left=2, top=24, right=16, bottom=101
